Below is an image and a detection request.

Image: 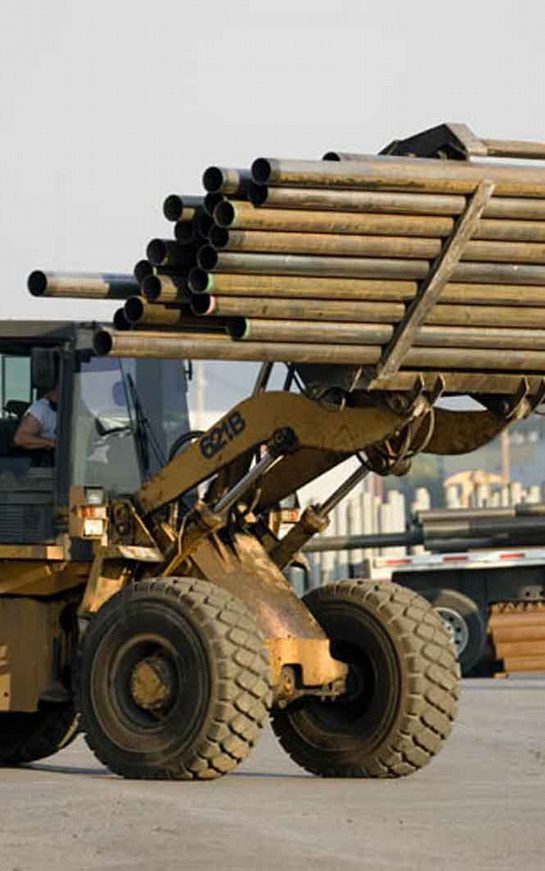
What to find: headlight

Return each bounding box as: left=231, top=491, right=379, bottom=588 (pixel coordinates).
left=83, top=518, right=105, bottom=537
left=85, top=487, right=105, bottom=506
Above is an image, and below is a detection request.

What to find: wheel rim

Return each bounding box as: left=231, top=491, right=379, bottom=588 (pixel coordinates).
left=289, top=604, right=402, bottom=753
left=435, top=606, right=469, bottom=656
left=89, top=609, right=210, bottom=755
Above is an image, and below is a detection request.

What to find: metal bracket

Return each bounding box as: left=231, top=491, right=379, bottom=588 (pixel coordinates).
left=367, top=179, right=495, bottom=385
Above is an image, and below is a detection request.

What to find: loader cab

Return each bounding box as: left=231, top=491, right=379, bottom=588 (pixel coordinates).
left=0, top=321, right=190, bottom=547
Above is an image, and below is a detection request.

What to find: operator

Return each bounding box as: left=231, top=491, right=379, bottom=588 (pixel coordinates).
left=14, top=383, right=58, bottom=453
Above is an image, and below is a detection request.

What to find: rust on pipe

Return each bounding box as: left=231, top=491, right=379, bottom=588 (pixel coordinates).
left=230, top=318, right=545, bottom=351
left=92, top=329, right=545, bottom=371
left=27, top=271, right=139, bottom=300
left=188, top=271, right=545, bottom=306
left=209, top=227, right=545, bottom=265
left=142, top=274, right=188, bottom=303
left=215, top=200, right=545, bottom=243
left=209, top=227, right=441, bottom=259
left=191, top=293, right=404, bottom=323
left=197, top=246, right=545, bottom=285
left=248, top=184, right=545, bottom=221
left=163, top=194, right=203, bottom=223
left=251, top=154, right=545, bottom=197
left=146, top=239, right=198, bottom=268
left=93, top=329, right=382, bottom=364
left=197, top=247, right=430, bottom=280
left=428, top=304, right=545, bottom=329
left=124, top=296, right=192, bottom=327
left=202, top=167, right=252, bottom=195
left=188, top=269, right=417, bottom=300
left=230, top=318, right=394, bottom=344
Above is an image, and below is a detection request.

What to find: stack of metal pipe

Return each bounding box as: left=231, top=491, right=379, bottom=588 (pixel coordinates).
left=29, top=128, right=545, bottom=394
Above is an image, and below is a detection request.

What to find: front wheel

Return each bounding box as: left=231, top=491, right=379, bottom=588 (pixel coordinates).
left=272, top=580, right=460, bottom=778
left=77, top=578, right=272, bottom=780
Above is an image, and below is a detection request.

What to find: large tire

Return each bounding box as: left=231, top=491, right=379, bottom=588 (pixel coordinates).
left=272, top=580, right=460, bottom=778
left=0, top=704, right=78, bottom=766
left=77, top=577, right=271, bottom=780
left=422, top=588, right=486, bottom=676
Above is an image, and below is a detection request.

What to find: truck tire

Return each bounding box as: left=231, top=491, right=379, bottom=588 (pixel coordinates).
left=422, top=588, right=486, bottom=676
left=0, top=704, right=78, bottom=766
left=77, top=577, right=271, bottom=780
left=272, top=580, right=459, bottom=778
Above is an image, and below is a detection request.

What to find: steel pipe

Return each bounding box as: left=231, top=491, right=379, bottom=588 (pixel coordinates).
left=202, top=167, right=252, bottom=195
left=251, top=154, right=545, bottom=197
left=248, top=184, right=545, bottom=221
left=187, top=269, right=417, bottom=300
left=214, top=200, right=545, bottom=243
left=92, top=329, right=545, bottom=371
left=428, top=304, right=545, bottom=329
left=163, top=194, right=203, bottom=222
left=124, top=296, right=192, bottom=327
left=230, top=318, right=394, bottom=344
left=93, top=330, right=382, bottom=363
left=141, top=274, right=188, bottom=303
left=229, top=319, right=545, bottom=350
left=146, top=239, right=198, bottom=268
left=196, top=246, right=545, bottom=285
left=27, top=271, right=140, bottom=300
left=191, top=293, right=404, bottom=323
left=209, top=227, right=545, bottom=265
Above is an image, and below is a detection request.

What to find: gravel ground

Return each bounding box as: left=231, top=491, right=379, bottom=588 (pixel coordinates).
left=0, top=677, right=543, bottom=871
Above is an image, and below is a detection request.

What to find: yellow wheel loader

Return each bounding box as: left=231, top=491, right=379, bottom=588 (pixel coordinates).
left=4, top=317, right=521, bottom=780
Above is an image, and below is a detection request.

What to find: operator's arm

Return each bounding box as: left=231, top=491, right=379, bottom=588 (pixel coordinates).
left=14, top=414, right=56, bottom=450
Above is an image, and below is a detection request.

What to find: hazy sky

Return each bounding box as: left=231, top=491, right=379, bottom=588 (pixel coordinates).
left=2, top=0, right=545, bottom=407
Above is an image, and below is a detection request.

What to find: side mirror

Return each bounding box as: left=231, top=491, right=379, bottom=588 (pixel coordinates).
left=31, top=348, right=58, bottom=391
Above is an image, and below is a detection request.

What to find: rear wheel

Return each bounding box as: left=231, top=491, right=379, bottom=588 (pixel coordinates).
left=272, top=580, right=460, bottom=777
left=0, top=704, right=78, bottom=766
left=422, top=588, right=486, bottom=676
left=77, top=577, right=271, bottom=780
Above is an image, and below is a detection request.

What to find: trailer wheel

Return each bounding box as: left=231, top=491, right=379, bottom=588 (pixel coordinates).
left=0, top=704, right=78, bottom=766
left=77, top=577, right=271, bottom=780
left=422, top=588, right=486, bottom=676
left=272, top=580, right=459, bottom=778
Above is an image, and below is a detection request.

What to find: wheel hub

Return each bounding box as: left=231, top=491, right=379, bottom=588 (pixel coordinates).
left=130, top=655, right=175, bottom=713
left=436, top=606, right=469, bottom=656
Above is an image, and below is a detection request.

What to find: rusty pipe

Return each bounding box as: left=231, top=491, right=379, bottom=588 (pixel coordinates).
left=197, top=246, right=545, bottom=285
left=124, top=296, right=192, bottom=327
left=27, top=271, right=140, bottom=300
left=187, top=269, right=417, bottom=300
left=209, top=227, right=545, bottom=264
left=187, top=269, right=545, bottom=306
left=146, top=239, right=198, bottom=268
left=202, top=167, right=252, bottom=195
left=231, top=318, right=545, bottom=351
left=428, top=304, right=545, bottom=329
left=93, top=329, right=381, bottom=363
left=163, top=194, right=204, bottom=222
left=215, top=200, right=545, bottom=243
left=190, top=293, right=404, bottom=323
left=248, top=184, right=545, bottom=221
left=197, top=246, right=430, bottom=279
left=141, top=274, right=189, bottom=303
left=92, top=329, right=545, bottom=371
left=251, top=154, right=545, bottom=197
